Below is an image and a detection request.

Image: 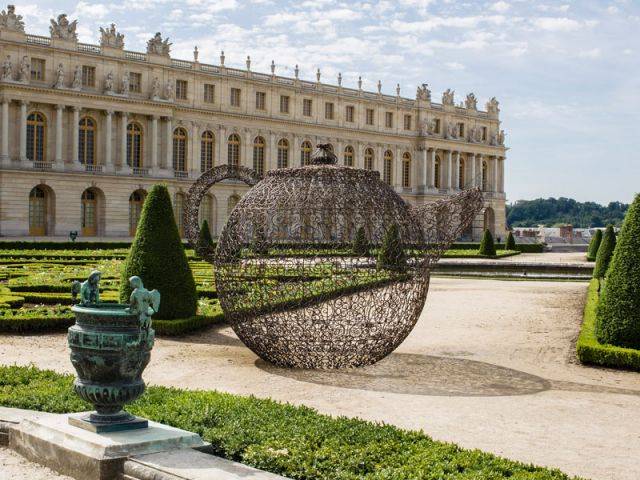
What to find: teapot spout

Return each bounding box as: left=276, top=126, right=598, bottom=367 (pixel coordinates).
left=411, top=187, right=484, bottom=261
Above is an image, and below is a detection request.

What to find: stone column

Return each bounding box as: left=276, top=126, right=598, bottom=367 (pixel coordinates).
left=150, top=115, right=158, bottom=174
left=429, top=148, right=435, bottom=188
left=164, top=117, right=173, bottom=171
left=71, top=107, right=80, bottom=167
left=191, top=122, right=200, bottom=176
left=1, top=99, right=9, bottom=163
left=55, top=105, right=64, bottom=169
left=244, top=129, right=252, bottom=168
left=499, top=157, right=505, bottom=193
left=268, top=131, right=276, bottom=170
left=446, top=150, right=452, bottom=190
left=19, top=101, right=28, bottom=162
left=476, top=154, right=483, bottom=189
left=454, top=151, right=460, bottom=190
left=493, top=156, right=499, bottom=192
left=470, top=153, right=476, bottom=187
left=104, top=111, right=113, bottom=173
left=120, top=112, right=128, bottom=171
left=419, top=148, right=427, bottom=190
left=217, top=126, right=226, bottom=166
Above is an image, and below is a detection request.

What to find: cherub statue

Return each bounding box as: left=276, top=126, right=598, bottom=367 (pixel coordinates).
left=53, top=63, right=64, bottom=88
left=126, top=276, right=160, bottom=330
left=71, top=65, right=81, bottom=89
left=18, top=55, right=29, bottom=83
left=71, top=270, right=101, bottom=306
left=1, top=55, right=12, bottom=81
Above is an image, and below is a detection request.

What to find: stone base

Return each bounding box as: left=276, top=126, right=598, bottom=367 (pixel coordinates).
left=68, top=412, right=148, bottom=433
left=9, top=412, right=205, bottom=480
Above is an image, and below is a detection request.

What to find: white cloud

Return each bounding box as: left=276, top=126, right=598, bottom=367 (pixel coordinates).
left=578, top=48, right=602, bottom=59
left=490, top=1, right=510, bottom=13
left=531, top=17, right=583, bottom=31
left=444, top=61, right=465, bottom=70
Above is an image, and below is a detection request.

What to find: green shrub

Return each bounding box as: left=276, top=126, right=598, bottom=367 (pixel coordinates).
left=0, top=365, right=581, bottom=480
left=505, top=231, right=516, bottom=250
left=478, top=229, right=497, bottom=256
left=587, top=229, right=602, bottom=261
left=376, top=224, right=406, bottom=271
left=352, top=226, right=369, bottom=256
left=595, top=195, right=640, bottom=348
left=197, top=220, right=215, bottom=252
left=592, top=225, right=616, bottom=279
left=119, top=184, right=197, bottom=320
left=577, top=280, right=640, bottom=371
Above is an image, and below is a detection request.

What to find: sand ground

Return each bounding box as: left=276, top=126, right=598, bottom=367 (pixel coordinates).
left=0, top=277, right=638, bottom=480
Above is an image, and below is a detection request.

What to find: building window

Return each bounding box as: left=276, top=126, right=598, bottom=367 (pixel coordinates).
left=78, top=117, right=96, bottom=165
left=29, top=186, right=47, bottom=236
left=280, top=95, right=290, bottom=114
left=277, top=138, right=289, bottom=168
left=128, top=72, right=142, bottom=93
left=434, top=118, right=441, bottom=134
left=227, top=133, right=240, bottom=166
left=385, top=112, right=393, bottom=128
left=344, top=146, right=354, bottom=167
left=204, top=84, right=215, bottom=103
left=300, top=140, right=312, bottom=166
left=255, top=91, right=266, bottom=110
left=253, top=136, right=265, bottom=176
left=325, top=102, right=334, bottom=120
left=345, top=105, right=354, bottom=123
left=30, top=58, right=45, bottom=82
left=174, top=193, right=185, bottom=236
left=303, top=98, right=312, bottom=117
left=176, top=80, right=188, bottom=100
left=383, top=150, right=393, bottom=186
left=482, top=160, right=488, bottom=191
left=402, top=152, right=411, bottom=188
left=172, top=127, right=187, bottom=172
left=482, top=126, right=488, bottom=141
left=434, top=156, right=441, bottom=188
left=81, top=66, right=95, bottom=87
left=26, top=112, right=46, bottom=162
left=230, top=88, right=241, bottom=107
left=126, top=122, right=143, bottom=168
left=403, top=114, right=412, bottom=130
left=129, top=190, right=146, bottom=236
left=200, top=131, right=214, bottom=172
left=458, top=122, right=465, bottom=138
left=366, top=108, right=374, bottom=126
left=364, top=147, right=374, bottom=170
left=458, top=158, right=465, bottom=189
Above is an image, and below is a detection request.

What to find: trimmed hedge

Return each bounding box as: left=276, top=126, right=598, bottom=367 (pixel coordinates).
left=577, top=280, right=640, bottom=371
left=595, top=194, right=640, bottom=349
left=478, top=229, right=497, bottom=256
left=586, top=229, right=602, bottom=261
left=505, top=231, right=516, bottom=250
left=0, top=241, right=133, bottom=250
left=593, top=225, right=616, bottom=279
left=119, top=185, right=198, bottom=320
left=376, top=224, right=406, bottom=271
left=0, top=365, right=582, bottom=480
left=450, top=242, right=545, bottom=253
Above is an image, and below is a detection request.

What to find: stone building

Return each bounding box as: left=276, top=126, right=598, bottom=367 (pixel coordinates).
left=0, top=6, right=507, bottom=240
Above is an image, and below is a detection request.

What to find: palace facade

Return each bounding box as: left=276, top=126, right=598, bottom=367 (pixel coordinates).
left=0, top=6, right=507, bottom=240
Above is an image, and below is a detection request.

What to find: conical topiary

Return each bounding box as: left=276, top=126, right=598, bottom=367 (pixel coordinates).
left=595, top=194, right=640, bottom=348
left=352, top=226, right=369, bottom=256
left=587, top=229, right=602, bottom=260
left=251, top=224, right=268, bottom=255
left=198, top=220, right=214, bottom=252
left=478, top=229, right=496, bottom=256
left=593, top=225, right=616, bottom=279
left=119, top=184, right=197, bottom=320
left=505, top=231, right=516, bottom=250
left=376, top=224, right=406, bottom=271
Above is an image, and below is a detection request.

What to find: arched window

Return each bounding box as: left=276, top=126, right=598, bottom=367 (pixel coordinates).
left=26, top=112, right=46, bottom=162
left=344, top=145, right=354, bottom=167
left=482, top=160, right=488, bottom=191
left=81, top=189, right=98, bottom=236
left=458, top=158, right=465, bottom=189
left=364, top=148, right=374, bottom=171
left=174, top=192, right=185, bottom=236
left=227, top=133, right=240, bottom=166
left=129, top=190, right=146, bottom=236
left=200, top=131, right=214, bottom=172
left=173, top=127, right=187, bottom=172
left=300, top=140, right=312, bottom=166
left=383, top=150, right=393, bottom=185
left=253, top=136, right=265, bottom=176
left=126, top=123, right=143, bottom=168
left=199, top=194, right=215, bottom=236
left=434, top=156, right=441, bottom=189
left=78, top=117, right=96, bottom=165
left=29, top=186, right=47, bottom=235
left=402, top=152, right=411, bottom=188
left=277, top=138, right=289, bottom=168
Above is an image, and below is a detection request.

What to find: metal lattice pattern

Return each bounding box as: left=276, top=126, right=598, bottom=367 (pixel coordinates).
left=185, top=147, right=483, bottom=369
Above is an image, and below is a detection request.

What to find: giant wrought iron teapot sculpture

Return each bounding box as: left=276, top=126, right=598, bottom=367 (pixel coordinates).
left=185, top=145, right=483, bottom=369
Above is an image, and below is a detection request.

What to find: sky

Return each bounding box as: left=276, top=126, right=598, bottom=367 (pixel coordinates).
left=14, top=0, right=640, bottom=204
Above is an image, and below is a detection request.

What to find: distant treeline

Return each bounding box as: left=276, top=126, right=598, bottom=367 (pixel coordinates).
left=507, top=197, right=629, bottom=228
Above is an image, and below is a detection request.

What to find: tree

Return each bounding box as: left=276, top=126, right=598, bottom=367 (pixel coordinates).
left=352, top=226, right=369, bottom=256
left=197, top=220, right=214, bottom=251
left=505, top=231, right=516, bottom=250
left=592, top=225, right=616, bottom=280
left=587, top=229, right=603, bottom=260
left=376, top=224, right=406, bottom=271
left=119, top=184, right=197, bottom=320
left=478, top=229, right=496, bottom=256
left=595, top=194, right=640, bottom=348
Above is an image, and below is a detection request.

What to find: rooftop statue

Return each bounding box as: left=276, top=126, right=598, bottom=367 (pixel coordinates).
left=50, top=13, right=78, bottom=41
left=147, top=32, right=171, bottom=56
left=465, top=93, right=478, bottom=111
left=416, top=83, right=431, bottom=101
left=486, top=96, right=500, bottom=114
left=0, top=4, right=24, bottom=32
left=71, top=270, right=101, bottom=306
left=99, top=23, right=124, bottom=49
left=442, top=88, right=455, bottom=106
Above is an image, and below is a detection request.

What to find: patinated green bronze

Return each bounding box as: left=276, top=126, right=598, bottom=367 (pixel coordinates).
left=68, top=273, right=160, bottom=433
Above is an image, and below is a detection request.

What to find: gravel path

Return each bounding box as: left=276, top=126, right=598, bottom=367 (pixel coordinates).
left=0, top=446, right=72, bottom=479
left=1, top=277, right=638, bottom=480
